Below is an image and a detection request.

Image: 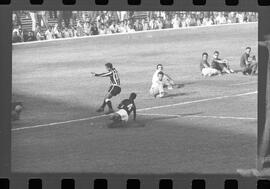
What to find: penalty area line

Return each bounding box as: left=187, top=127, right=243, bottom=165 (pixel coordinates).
left=12, top=91, right=257, bottom=132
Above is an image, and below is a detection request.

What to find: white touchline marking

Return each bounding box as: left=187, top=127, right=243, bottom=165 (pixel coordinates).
left=138, top=113, right=257, bottom=120
left=12, top=115, right=107, bottom=131
left=231, top=81, right=257, bottom=86
left=11, top=91, right=257, bottom=132
left=137, top=91, right=257, bottom=112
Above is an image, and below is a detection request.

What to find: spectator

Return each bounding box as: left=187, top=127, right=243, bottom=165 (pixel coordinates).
left=62, top=27, right=70, bottom=38
left=118, top=21, right=126, bottom=33
left=172, top=14, right=180, bottom=28
left=35, top=29, right=44, bottom=40
left=99, top=23, right=106, bottom=35
left=12, top=31, right=22, bottom=43
left=141, top=19, right=149, bottom=30
left=54, top=26, right=62, bottom=38
left=26, top=31, right=36, bottom=41
left=76, top=20, right=84, bottom=37
left=45, top=26, right=54, bottom=40
left=91, top=23, right=99, bottom=35
left=105, top=24, right=112, bottom=34
left=156, top=17, right=163, bottom=29
left=12, top=11, right=258, bottom=43
left=109, top=21, right=118, bottom=33
left=84, top=22, right=91, bottom=36
left=17, top=27, right=24, bottom=42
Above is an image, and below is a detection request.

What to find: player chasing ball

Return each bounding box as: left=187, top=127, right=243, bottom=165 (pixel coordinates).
left=91, top=63, right=121, bottom=114
left=109, top=92, right=137, bottom=127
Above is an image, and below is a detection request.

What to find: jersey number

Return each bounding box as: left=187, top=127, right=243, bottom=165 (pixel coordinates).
left=127, top=104, right=133, bottom=111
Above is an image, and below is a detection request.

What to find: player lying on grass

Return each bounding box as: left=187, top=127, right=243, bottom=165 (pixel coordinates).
left=109, top=93, right=137, bottom=126
left=240, top=47, right=258, bottom=75
left=211, top=51, right=234, bottom=74
left=152, top=64, right=175, bottom=90
left=91, top=63, right=121, bottom=114
left=200, top=52, right=220, bottom=77
left=150, top=71, right=166, bottom=98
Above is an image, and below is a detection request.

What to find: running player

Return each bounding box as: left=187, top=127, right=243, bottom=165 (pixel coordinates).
left=110, top=93, right=137, bottom=126
left=91, top=63, right=121, bottom=114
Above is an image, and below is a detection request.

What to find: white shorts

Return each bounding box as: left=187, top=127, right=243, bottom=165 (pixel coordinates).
left=116, top=109, right=129, bottom=122
left=149, top=84, right=164, bottom=96
left=201, top=67, right=219, bottom=76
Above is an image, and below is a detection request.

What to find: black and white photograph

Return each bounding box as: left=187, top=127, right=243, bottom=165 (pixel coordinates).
left=12, top=11, right=258, bottom=173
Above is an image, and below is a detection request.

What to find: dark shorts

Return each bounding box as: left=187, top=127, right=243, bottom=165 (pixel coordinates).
left=108, top=85, right=121, bottom=96
left=212, top=63, right=227, bottom=72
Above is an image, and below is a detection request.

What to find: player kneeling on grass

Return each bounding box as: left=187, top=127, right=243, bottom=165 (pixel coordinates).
left=200, top=52, right=220, bottom=77
left=211, top=51, right=234, bottom=74
left=152, top=64, right=174, bottom=90
left=110, top=93, right=137, bottom=126
left=150, top=71, right=166, bottom=98
left=240, top=47, right=258, bottom=75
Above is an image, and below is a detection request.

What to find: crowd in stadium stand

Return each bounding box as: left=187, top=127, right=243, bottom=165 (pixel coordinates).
left=12, top=11, right=258, bottom=43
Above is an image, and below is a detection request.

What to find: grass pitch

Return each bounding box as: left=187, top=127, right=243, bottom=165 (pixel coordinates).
left=12, top=23, right=258, bottom=173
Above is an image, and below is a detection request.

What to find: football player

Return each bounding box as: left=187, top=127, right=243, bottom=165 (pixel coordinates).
left=91, top=63, right=121, bottom=114
left=110, top=92, right=137, bottom=124
left=150, top=71, right=166, bottom=98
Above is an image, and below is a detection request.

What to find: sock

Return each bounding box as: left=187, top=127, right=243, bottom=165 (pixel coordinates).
left=100, top=100, right=106, bottom=109
left=107, top=100, right=113, bottom=110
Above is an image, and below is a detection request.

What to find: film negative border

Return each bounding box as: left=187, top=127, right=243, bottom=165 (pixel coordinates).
left=0, top=0, right=270, bottom=6
left=1, top=0, right=270, bottom=189
left=0, top=0, right=264, bottom=9
left=2, top=177, right=270, bottom=188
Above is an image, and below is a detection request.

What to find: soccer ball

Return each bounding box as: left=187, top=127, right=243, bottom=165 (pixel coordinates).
left=15, top=105, right=23, bottom=113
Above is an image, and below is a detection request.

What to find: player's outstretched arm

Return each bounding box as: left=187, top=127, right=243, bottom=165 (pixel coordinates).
left=95, top=71, right=113, bottom=77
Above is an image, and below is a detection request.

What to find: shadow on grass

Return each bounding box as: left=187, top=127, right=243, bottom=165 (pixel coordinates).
left=107, top=120, right=146, bottom=129
left=163, top=91, right=197, bottom=98
left=12, top=92, right=101, bottom=128
left=173, top=81, right=196, bottom=89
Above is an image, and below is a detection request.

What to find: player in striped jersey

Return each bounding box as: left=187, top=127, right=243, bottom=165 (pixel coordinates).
left=91, top=63, right=121, bottom=114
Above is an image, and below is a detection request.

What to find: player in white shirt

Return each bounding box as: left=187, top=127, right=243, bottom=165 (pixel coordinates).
left=152, top=64, right=175, bottom=90
left=150, top=71, right=166, bottom=98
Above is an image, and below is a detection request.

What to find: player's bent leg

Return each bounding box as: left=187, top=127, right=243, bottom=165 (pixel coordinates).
left=150, top=87, right=159, bottom=98
left=163, top=77, right=174, bottom=90
left=251, top=62, right=258, bottom=75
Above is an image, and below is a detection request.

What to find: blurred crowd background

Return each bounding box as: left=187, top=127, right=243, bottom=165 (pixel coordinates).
left=12, top=11, right=258, bottom=43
